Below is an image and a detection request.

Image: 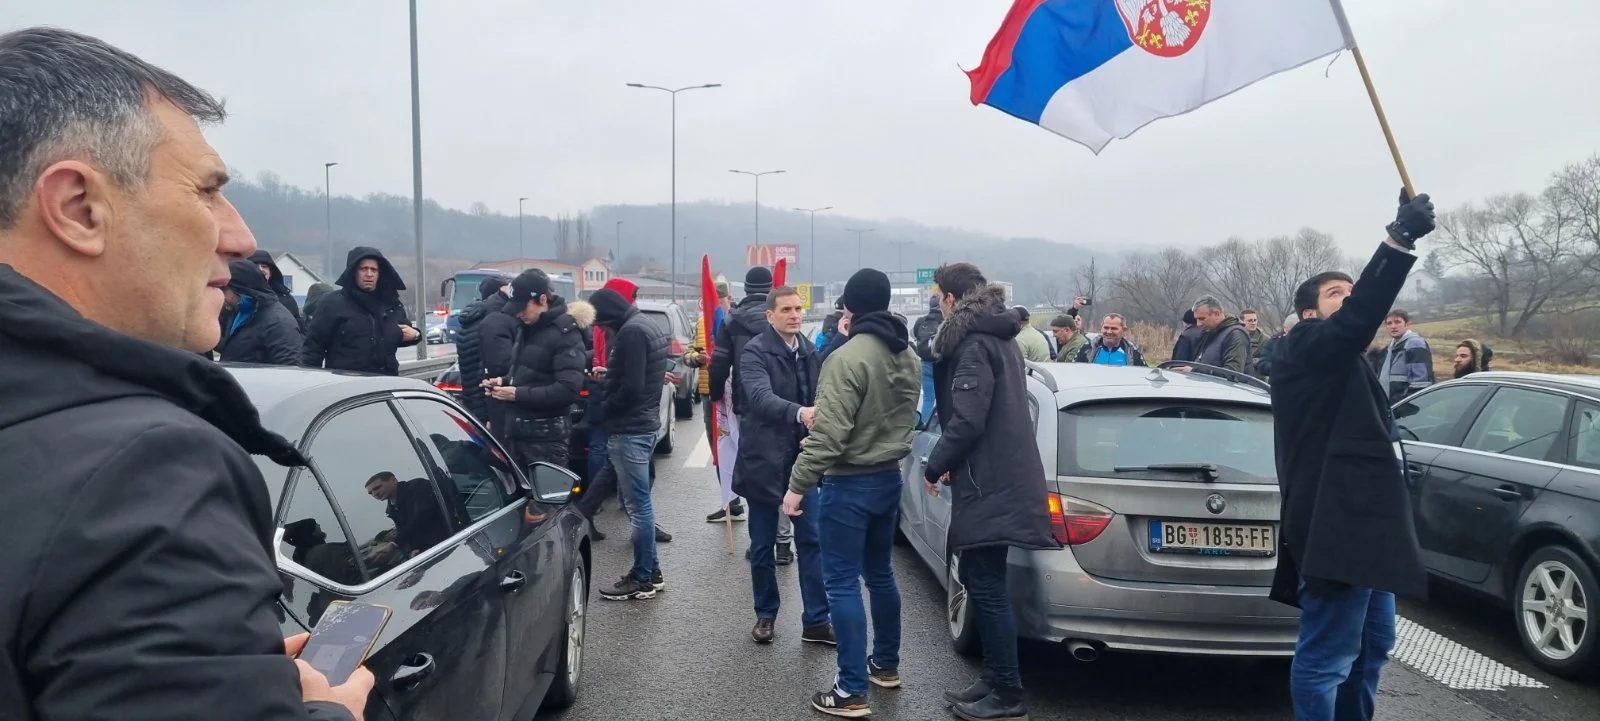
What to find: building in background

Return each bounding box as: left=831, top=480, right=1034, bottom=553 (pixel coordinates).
left=269, top=252, right=323, bottom=304
left=473, top=257, right=612, bottom=297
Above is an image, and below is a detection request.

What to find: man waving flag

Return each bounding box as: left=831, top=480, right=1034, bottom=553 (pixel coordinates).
left=968, top=0, right=1356, bottom=153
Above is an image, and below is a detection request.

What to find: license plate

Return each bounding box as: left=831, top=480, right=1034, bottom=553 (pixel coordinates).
left=1149, top=520, right=1275, bottom=557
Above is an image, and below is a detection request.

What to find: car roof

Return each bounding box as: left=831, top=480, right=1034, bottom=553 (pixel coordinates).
left=224, top=364, right=447, bottom=421
left=635, top=300, right=679, bottom=312
left=1033, top=363, right=1272, bottom=408
left=1439, top=371, right=1600, bottom=401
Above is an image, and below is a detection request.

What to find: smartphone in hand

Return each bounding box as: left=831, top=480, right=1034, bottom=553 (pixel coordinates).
left=299, top=601, right=391, bottom=685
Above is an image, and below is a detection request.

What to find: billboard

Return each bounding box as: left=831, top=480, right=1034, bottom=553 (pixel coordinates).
left=746, top=243, right=799, bottom=268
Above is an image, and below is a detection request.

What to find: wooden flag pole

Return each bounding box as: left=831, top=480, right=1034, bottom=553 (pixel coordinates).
left=1350, top=46, right=1415, bottom=198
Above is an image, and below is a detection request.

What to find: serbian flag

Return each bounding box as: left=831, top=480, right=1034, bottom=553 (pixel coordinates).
left=968, top=0, right=1356, bottom=153
left=772, top=257, right=787, bottom=288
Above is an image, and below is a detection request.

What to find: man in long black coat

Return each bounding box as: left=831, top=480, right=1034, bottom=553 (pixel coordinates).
left=1270, top=191, right=1436, bottom=721
left=925, top=263, right=1060, bottom=721
left=734, top=287, right=831, bottom=645
left=218, top=259, right=303, bottom=365
left=300, top=246, right=419, bottom=375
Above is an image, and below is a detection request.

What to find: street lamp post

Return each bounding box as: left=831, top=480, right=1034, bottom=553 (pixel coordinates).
left=728, top=169, right=785, bottom=246
left=626, top=82, right=721, bottom=303
left=794, top=206, right=833, bottom=292
left=889, top=240, right=912, bottom=274
left=845, top=227, right=875, bottom=269
left=408, top=0, right=426, bottom=361
left=518, top=197, right=529, bottom=269
left=323, top=161, right=338, bottom=279
left=615, top=220, right=623, bottom=263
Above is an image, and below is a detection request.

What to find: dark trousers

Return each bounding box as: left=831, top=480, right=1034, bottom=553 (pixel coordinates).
left=961, top=544, right=1022, bottom=690
left=748, top=491, right=828, bottom=627
left=511, top=438, right=568, bottom=471
left=576, top=425, right=612, bottom=519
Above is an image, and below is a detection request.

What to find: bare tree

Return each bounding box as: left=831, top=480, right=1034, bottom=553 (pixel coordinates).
left=1107, top=248, right=1204, bottom=326
left=469, top=201, right=491, bottom=217
left=574, top=214, right=595, bottom=260
left=1434, top=192, right=1596, bottom=337
left=1547, top=154, right=1600, bottom=272
left=553, top=214, right=573, bottom=262
left=1036, top=277, right=1073, bottom=314
left=1257, top=228, right=1345, bottom=325
left=1074, top=257, right=1103, bottom=306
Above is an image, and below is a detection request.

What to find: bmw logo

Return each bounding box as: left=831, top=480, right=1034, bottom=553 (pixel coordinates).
left=1205, top=493, right=1227, bottom=515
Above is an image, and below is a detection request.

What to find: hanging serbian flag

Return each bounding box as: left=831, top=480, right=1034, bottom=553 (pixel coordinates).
left=772, top=257, right=788, bottom=288
left=700, top=255, right=721, bottom=469
left=967, top=0, right=1355, bottom=153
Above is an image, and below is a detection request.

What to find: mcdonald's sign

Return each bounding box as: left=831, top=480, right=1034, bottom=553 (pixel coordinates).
left=745, top=244, right=798, bottom=268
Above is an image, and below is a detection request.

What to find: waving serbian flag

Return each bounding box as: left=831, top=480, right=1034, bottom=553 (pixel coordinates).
left=772, top=257, right=788, bottom=288
left=968, top=0, right=1356, bottom=153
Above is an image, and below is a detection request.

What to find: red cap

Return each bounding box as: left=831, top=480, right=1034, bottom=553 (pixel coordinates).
left=601, top=277, right=638, bottom=303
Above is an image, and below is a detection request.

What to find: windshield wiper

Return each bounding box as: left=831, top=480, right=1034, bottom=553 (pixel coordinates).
left=1113, top=463, right=1220, bottom=482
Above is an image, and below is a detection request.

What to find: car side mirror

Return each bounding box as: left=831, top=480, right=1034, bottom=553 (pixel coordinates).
left=526, top=462, right=578, bottom=504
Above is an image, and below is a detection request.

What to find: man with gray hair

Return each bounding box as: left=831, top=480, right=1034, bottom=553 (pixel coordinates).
left=0, top=28, right=369, bottom=721
left=1185, top=295, right=1254, bottom=374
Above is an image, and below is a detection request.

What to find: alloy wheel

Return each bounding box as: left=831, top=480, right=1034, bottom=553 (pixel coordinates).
left=947, top=553, right=968, bottom=641
left=1521, top=559, right=1590, bottom=661
left=566, top=567, right=587, bottom=688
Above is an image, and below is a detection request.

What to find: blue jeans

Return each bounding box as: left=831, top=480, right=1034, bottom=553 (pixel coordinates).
left=1291, top=582, right=1397, bottom=721
left=961, top=544, right=1021, bottom=690
left=609, top=432, right=658, bottom=582
left=748, top=491, right=829, bottom=627
left=919, top=361, right=936, bottom=424
left=819, top=470, right=903, bottom=696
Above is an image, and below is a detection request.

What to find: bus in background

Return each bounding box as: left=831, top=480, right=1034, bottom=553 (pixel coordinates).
left=438, top=268, right=575, bottom=343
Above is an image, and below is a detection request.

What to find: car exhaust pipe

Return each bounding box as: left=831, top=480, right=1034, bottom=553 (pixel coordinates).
left=1065, top=640, right=1099, bottom=662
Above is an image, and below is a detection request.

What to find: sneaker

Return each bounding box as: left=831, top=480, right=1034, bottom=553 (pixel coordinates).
left=655, top=525, right=673, bottom=543
left=810, top=688, right=870, bottom=718
left=775, top=543, right=795, bottom=566
left=752, top=618, right=775, bottom=644
left=801, top=622, right=836, bottom=646
left=706, top=501, right=747, bottom=523
left=599, top=574, right=657, bottom=601
left=651, top=569, right=665, bottom=591
left=868, top=657, right=901, bottom=689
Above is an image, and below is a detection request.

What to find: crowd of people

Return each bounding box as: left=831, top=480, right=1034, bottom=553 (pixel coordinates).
left=0, top=25, right=1501, bottom=721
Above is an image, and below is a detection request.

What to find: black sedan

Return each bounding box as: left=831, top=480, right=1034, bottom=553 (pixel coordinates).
left=1394, top=371, right=1600, bottom=677
left=231, top=365, right=592, bottom=720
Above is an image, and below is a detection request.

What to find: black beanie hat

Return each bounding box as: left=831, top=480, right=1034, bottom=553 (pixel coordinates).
left=479, top=275, right=509, bottom=299
left=841, top=268, right=891, bottom=315
left=1182, top=309, right=1196, bottom=325
left=744, top=266, right=773, bottom=297
left=590, top=288, right=632, bottom=327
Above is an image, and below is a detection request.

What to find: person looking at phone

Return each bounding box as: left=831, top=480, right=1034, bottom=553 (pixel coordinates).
left=0, top=27, right=370, bottom=720
left=480, top=269, right=589, bottom=470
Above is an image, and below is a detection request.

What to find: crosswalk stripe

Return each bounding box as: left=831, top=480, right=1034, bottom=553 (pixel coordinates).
left=1391, top=615, right=1547, bottom=691
left=683, top=433, right=711, bottom=469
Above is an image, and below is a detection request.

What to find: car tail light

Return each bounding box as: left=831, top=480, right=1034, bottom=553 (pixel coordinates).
left=579, top=389, right=590, bottom=397
left=1051, top=494, right=1114, bottom=546
left=435, top=383, right=462, bottom=393
left=670, top=338, right=686, bottom=356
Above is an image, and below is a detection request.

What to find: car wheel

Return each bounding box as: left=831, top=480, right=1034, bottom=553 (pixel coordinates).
left=1514, top=545, right=1598, bottom=678
left=675, top=395, right=696, bottom=420
left=946, top=552, right=980, bottom=658
left=543, top=564, right=587, bottom=708
left=655, top=415, right=676, bottom=454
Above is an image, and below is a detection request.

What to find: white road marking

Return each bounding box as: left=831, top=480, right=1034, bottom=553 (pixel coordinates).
left=1391, top=616, right=1547, bottom=691
left=683, top=433, right=711, bottom=469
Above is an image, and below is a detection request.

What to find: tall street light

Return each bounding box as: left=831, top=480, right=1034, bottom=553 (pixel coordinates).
left=323, top=161, right=338, bottom=279
left=889, top=240, right=913, bottom=274
left=626, top=82, right=721, bottom=303
left=794, top=206, right=832, bottom=293
left=518, top=197, right=529, bottom=269
left=728, top=169, right=785, bottom=247
left=408, top=0, right=427, bottom=361
left=846, top=228, right=875, bottom=269
left=615, top=220, right=623, bottom=265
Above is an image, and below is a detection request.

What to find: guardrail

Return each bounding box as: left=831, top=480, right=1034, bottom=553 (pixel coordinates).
left=399, top=355, right=456, bottom=380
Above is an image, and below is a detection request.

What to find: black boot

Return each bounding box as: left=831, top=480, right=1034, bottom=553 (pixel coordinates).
left=590, top=526, right=607, bottom=541
left=942, top=676, right=992, bottom=706
left=951, top=685, right=1027, bottom=721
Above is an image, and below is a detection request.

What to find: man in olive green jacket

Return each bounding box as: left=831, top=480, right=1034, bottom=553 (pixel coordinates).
left=782, top=268, right=921, bottom=718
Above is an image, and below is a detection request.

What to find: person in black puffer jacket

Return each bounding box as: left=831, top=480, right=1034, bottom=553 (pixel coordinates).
left=484, top=270, right=589, bottom=469
left=217, top=259, right=303, bottom=365
left=300, top=246, right=419, bottom=375
left=246, top=250, right=304, bottom=329
left=454, top=274, right=510, bottom=422
left=710, top=266, right=774, bottom=415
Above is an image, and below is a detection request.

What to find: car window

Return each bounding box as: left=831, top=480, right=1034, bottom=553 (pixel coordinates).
left=1571, top=402, right=1600, bottom=471
left=1059, top=402, right=1276, bottom=484
left=279, top=474, right=368, bottom=587
left=305, top=401, right=463, bottom=578
left=400, top=398, right=522, bottom=521
left=1394, top=385, right=1487, bottom=445
left=1461, top=387, right=1570, bottom=462
left=642, top=310, right=673, bottom=338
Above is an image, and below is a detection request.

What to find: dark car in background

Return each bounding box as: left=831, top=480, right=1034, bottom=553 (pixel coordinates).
left=231, top=365, right=592, bottom=720
left=636, top=300, right=699, bottom=420
left=1394, top=372, right=1600, bottom=678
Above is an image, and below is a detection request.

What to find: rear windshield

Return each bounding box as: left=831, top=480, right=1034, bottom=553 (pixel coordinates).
left=641, top=311, right=674, bottom=338
left=1058, top=402, right=1277, bottom=484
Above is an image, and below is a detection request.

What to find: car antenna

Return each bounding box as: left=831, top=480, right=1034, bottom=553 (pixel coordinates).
left=1147, top=367, right=1168, bottom=384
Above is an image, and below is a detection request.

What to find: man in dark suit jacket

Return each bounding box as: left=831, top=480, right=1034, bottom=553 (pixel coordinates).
left=1269, top=190, right=1436, bottom=721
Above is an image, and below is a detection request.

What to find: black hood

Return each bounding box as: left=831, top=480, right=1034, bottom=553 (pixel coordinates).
left=932, top=283, right=1020, bottom=359
left=0, top=264, right=305, bottom=466
left=460, top=291, right=507, bottom=329
left=336, top=246, right=406, bottom=296
left=246, top=250, right=290, bottom=293
left=227, top=259, right=275, bottom=300
left=848, top=310, right=910, bottom=354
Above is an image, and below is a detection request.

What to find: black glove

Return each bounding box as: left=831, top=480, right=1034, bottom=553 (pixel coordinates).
left=924, top=465, right=943, bottom=485
left=1385, top=188, right=1435, bottom=249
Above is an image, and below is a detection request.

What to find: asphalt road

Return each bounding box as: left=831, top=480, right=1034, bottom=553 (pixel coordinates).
left=543, top=417, right=1594, bottom=721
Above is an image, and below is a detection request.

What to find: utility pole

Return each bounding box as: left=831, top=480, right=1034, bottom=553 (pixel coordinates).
left=845, top=227, right=875, bottom=269
left=626, top=82, right=721, bottom=303
left=794, top=206, right=833, bottom=294
left=323, top=162, right=337, bottom=279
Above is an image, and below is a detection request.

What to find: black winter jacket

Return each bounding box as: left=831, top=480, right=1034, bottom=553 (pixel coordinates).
left=300, top=247, right=418, bottom=375
left=734, top=326, right=820, bottom=505
left=601, top=306, right=670, bottom=435
left=1194, top=316, right=1253, bottom=374
left=709, top=294, right=769, bottom=412
left=220, top=261, right=303, bottom=366
left=493, top=298, right=588, bottom=439
left=927, top=284, right=1061, bottom=554
left=1171, top=324, right=1204, bottom=363
left=247, top=250, right=304, bottom=328
left=913, top=308, right=943, bottom=362
left=1269, top=242, right=1427, bottom=606
left=0, top=265, right=353, bottom=721
left=454, top=291, right=507, bottom=421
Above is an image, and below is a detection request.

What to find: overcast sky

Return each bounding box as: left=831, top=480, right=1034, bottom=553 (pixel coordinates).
left=5, top=0, right=1597, bottom=257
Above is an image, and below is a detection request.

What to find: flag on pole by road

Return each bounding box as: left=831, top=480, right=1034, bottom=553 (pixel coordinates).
left=772, top=257, right=788, bottom=288
left=967, top=0, right=1356, bottom=153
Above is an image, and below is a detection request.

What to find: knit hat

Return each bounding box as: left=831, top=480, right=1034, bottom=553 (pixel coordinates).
left=744, top=266, right=773, bottom=297
left=715, top=276, right=731, bottom=299
left=927, top=294, right=941, bottom=312
left=505, top=269, right=552, bottom=313
left=840, top=268, right=891, bottom=315
left=590, top=288, right=632, bottom=327
left=1182, top=309, right=1196, bottom=326
left=1050, top=314, right=1077, bottom=330
left=601, top=277, right=639, bottom=303
left=1013, top=305, right=1032, bottom=322
left=478, top=275, right=510, bottom=299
